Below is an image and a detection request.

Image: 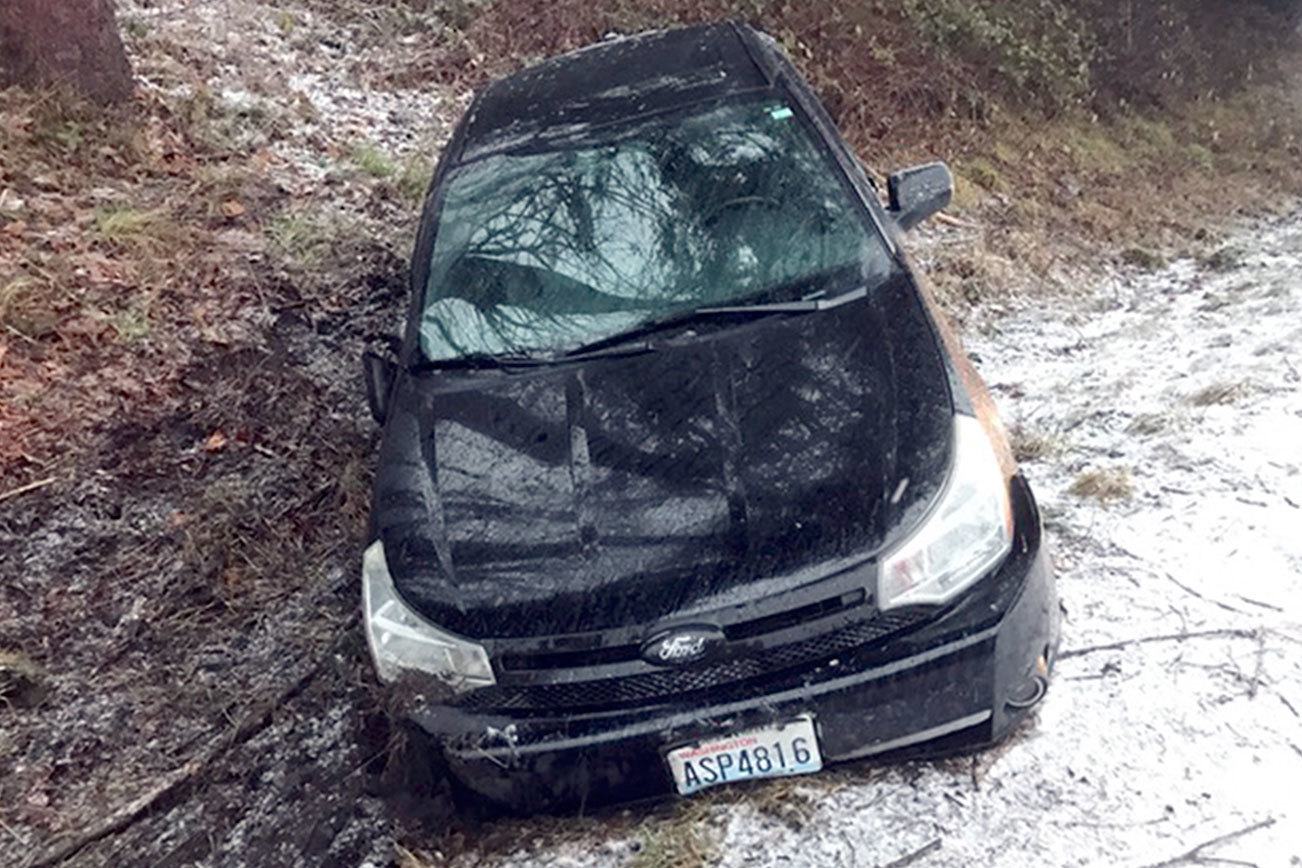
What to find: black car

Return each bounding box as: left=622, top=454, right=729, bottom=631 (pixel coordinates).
left=360, top=21, right=1060, bottom=812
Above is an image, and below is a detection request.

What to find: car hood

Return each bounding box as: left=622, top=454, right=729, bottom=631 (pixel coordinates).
left=374, top=272, right=955, bottom=639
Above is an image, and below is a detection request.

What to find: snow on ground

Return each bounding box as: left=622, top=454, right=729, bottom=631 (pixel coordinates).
left=443, top=217, right=1302, bottom=867
left=122, top=0, right=465, bottom=193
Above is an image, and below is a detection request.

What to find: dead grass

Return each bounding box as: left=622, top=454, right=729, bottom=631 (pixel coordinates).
left=397, top=153, right=435, bottom=202
left=94, top=205, right=189, bottom=252
left=1188, top=381, right=1247, bottom=407
left=1120, top=246, right=1166, bottom=270
left=266, top=209, right=355, bottom=268
left=630, top=804, right=718, bottom=868
left=1069, top=467, right=1134, bottom=503
left=0, top=276, right=45, bottom=338
left=1127, top=413, right=1169, bottom=436
left=1200, top=246, right=1244, bottom=273
left=0, top=649, right=46, bottom=708
left=1009, top=426, right=1063, bottom=463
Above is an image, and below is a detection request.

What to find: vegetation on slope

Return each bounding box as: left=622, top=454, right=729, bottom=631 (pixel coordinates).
left=446, top=0, right=1302, bottom=305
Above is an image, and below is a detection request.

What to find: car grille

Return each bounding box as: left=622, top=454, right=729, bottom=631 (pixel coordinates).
left=457, top=610, right=929, bottom=713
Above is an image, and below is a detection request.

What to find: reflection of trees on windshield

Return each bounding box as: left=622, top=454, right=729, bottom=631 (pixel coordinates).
left=420, top=101, right=891, bottom=360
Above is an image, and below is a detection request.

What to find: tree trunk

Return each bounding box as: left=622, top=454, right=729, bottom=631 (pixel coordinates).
left=0, top=0, right=133, bottom=104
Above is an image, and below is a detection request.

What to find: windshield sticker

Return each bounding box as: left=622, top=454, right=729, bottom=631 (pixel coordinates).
left=768, top=105, right=794, bottom=121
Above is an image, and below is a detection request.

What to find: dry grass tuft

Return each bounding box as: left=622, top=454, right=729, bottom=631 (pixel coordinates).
left=266, top=208, right=358, bottom=268
left=1120, top=246, right=1166, bottom=270
left=1069, top=467, right=1134, bottom=502
left=1188, top=381, right=1246, bottom=406
left=350, top=141, right=397, bottom=179
left=1009, top=425, right=1062, bottom=463
left=1199, top=246, right=1244, bottom=273
left=94, top=205, right=189, bottom=252
left=630, top=801, right=719, bottom=868
left=1127, top=413, right=1169, bottom=435
left=0, top=649, right=47, bottom=707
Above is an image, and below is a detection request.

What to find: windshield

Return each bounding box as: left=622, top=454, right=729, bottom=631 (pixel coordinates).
left=419, top=98, right=893, bottom=362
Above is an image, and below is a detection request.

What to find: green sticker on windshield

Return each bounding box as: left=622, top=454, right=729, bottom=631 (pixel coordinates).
left=769, top=105, right=794, bottom=120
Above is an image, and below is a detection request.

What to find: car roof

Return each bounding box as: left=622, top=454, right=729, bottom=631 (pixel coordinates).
left=458, top=22, right=777, bottom=162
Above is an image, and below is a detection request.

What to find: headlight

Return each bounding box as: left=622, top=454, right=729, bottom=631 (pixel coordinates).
left=878, top=414, right=1013, bottom=609
left=362, top=540, right=495, bottom=689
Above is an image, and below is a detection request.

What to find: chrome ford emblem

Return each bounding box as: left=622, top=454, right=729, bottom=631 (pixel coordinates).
left=641, top=625, right=725, bottom=667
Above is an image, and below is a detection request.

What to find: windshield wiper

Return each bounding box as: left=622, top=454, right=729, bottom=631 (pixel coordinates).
left=556, top=283, right=868, bottom=358
left=694, top=284, right=868, bottom=315
left=411, top=284, right=868, bottom=372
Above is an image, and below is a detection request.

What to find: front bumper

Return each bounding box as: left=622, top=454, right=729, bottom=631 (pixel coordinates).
left=403, top=502, right=1060, bottom=813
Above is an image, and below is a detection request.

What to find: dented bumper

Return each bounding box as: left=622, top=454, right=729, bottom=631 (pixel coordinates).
left=405, top=524, right=1060, bottom=813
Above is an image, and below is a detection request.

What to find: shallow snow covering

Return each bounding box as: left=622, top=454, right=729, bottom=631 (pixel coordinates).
left=122, top=0, right=462, bottom=188
left=452, top=217, right=1302, bottom=867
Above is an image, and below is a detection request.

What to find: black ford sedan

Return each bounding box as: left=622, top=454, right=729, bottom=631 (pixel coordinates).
left=361, top=22, right=1060, bottom=812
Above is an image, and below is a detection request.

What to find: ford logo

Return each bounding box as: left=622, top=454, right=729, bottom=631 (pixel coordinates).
left=641, top=626, right=726, bottom=667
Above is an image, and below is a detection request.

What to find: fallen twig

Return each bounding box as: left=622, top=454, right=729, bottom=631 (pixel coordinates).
left=0, top=476, right=56, bottom=503
left=1109, top=544, right=1252, bottom=617
left=1060, top=628, right=1260, bottom=659
left=1162, top=572, right=1249, bottom=616
left=934, top=212, right=977, bottom=229
left=1234, top=595, right=1284, bottom=613
left=1141, top=817, right=1275, bottom=867
left=1247, top=631, right=1267, bottom=699
left=24, top=617, right=357, bottom=868
left=879, top=838, right=942, bottom=868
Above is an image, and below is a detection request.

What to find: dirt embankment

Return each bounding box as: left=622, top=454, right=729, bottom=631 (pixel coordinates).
left=1, top=2, right=1300, bottom=867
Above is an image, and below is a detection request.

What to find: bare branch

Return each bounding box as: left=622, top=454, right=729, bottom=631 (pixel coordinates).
left=0, top=476, right=56, bottom=503
left=879, top=838, right=942, bottom=868
left=1060, top=628, right=1260, bottom=660
left=1140, top=817, right=1275, bottom=868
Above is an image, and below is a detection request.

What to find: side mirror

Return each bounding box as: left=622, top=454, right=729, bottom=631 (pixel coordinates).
left=887, top=162, right=954, bottom=232
left=362, top=338, right=400, bottom=425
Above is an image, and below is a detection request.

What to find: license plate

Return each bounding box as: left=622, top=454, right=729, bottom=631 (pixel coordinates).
left=666, top=716, right=822, bottom=796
